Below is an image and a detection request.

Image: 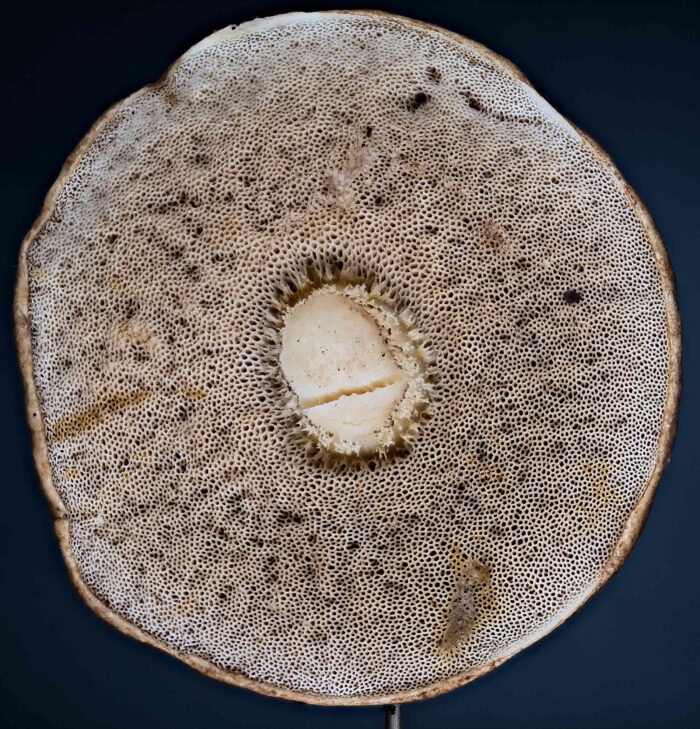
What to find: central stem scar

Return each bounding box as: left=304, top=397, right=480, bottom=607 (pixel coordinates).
left=278, top=285, right=428, bottom=456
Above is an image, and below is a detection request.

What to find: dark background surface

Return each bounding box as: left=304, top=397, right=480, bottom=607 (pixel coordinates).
left=1, top=1, right=698, bottom=727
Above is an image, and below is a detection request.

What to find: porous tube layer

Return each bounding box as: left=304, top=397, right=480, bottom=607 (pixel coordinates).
left=16, top=11, right=680, bottom=704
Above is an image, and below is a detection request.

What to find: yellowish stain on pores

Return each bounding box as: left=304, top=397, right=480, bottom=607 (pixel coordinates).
left=585, top=462, right=619, bottom=508
left=118, top=323, right=152, bottom=345
left=437, top=544, right=496, bottom=662
left=52, top=390, right=151, bottom=442
left=108, top=275, right=122, bottom=292
left=469, top=457, right=505, bottom=482
left=577, top=462, right=619, bottom=522
left=177, top=596, right=201, bottom=618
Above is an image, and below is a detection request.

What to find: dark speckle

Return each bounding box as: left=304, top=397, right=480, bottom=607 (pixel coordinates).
left=276, top=510, right=303, bottom=526
left=563, top=290, right=583, bottom=305
left=462, top=91, right=483, bottom=112
left=407, top=91, right=429, bottom=112
left=124, top=299, right=138, bottom=319
left=426, top=66, right=442, bottom=83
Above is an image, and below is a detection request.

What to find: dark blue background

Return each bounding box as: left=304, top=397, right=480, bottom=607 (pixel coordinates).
left=1, top=1, right=698, bottom=727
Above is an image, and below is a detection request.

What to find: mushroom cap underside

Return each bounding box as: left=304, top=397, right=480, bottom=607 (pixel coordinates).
left=15, top=10, right=680, bottom=705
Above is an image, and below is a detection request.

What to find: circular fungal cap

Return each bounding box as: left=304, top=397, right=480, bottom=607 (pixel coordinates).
left=15, top=10, right=680, bottom=707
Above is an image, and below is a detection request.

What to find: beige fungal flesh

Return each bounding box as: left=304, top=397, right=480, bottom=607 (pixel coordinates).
left=15, top=11, right=680, bottom=706
left=279, top=283, right=430, bottom=455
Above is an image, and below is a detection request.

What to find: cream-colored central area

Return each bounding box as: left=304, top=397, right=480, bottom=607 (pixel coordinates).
left=280, top=290, right=408, bottom=453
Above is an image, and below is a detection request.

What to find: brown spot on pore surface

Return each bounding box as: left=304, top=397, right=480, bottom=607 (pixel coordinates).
left=426, top=66, right=442, bottom=83
left=440, top=581, right=475, bottom=654
left=439, top=547, right=494, bottom=657
left=462, top=90, right=483, bottom=112
left=52, top=390, right=150, bottom=442
left=407, top=91, right=429, bottom=112
left=483, top=220, right=506, bottom=249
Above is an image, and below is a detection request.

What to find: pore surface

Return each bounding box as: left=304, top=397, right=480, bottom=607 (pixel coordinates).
left=24, top=12, right=670, bottom=699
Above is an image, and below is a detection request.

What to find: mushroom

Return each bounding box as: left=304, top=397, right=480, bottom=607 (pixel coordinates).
left=15, top=11, right=680, bottom=706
